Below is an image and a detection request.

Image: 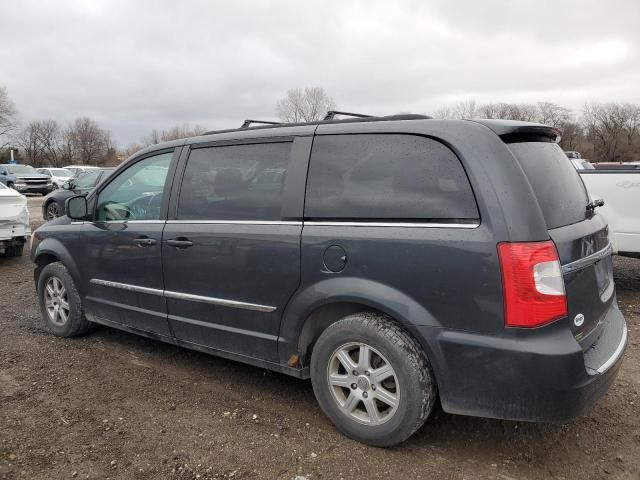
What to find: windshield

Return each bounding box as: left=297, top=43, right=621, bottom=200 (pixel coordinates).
left=73, top=170, right=102, bottom=189
left=51, top=168, right=72, bottom=176
left=6, top=164, right=37, bottom=174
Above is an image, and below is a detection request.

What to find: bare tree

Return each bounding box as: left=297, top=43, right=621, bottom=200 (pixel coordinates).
left=15, top=122, right=44, bottom=166
left=621, top=103, right=640, bottom=148
left=432, top=100, right=476, bottom=119
left=0, top=86, right=18, bottom=148
left=276, top=87, right=336, bottom=123
left=582, top=103, right=628, bottom=162
left=142, top=124, right=206, bottom=146
left=121, top=143, right=145, bottom=158
left=59, top=126, right=75, bottom=165
left=67, top=117, right=111, bottom=165
left=14, top=120, right=65, bottom=167
left=37, top=120, right=62, bottom=166
left=535, top=102, right=572, bottom=128
left=558, top=122, right=583, bottom=151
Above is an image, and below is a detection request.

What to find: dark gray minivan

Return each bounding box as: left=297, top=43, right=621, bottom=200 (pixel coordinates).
left=31, top=114, right=627, bottom=446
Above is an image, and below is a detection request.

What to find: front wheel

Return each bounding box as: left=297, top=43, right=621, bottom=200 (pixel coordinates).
left=45, top=201, right=62, bottom=220
left=37, top=262, right=92, bottom=337
left=310, top=312, right=436, bottom=447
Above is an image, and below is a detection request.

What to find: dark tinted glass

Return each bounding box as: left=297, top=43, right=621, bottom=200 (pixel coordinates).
left=508, top=142, right=588, bottom=229
left=177, top=142, right=292, bottom=220
left=305, top=134, right=478, bottom=220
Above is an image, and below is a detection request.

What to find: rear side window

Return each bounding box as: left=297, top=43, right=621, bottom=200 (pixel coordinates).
left=508, top=142, right=588, bottom=229
left=177, top=142, right=292, bottom=220
left=305, top=134, right=478, bottom=221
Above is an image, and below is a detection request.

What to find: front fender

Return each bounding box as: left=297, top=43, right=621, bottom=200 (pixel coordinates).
left=277, top=276, right=441, bottom=365
left=32, top=236, right=84, bottom=295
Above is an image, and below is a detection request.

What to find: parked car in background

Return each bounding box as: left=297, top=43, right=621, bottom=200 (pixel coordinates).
left=0, top=164, right=53, bottom=195
left=37, top=168, right=74, bottom=189
left=0, top=165, right=17, bottom=188
left=63, top=165, right=100, bottom=177
left=0, top=182, right=30, bottom=257
left=570, top=158, right=595, bottom=170
left=593, top=162, right=640, bottom=171
left=565, top=150, right=582, bottom=159
left=580, top=166, right=640, bottom=257
left=42, top=168, right=114, bottom=220
left=31, top=115, right=627, bottom=447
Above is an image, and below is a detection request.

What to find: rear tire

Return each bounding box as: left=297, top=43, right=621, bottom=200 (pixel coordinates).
left=37, top=262, right=92, bottom=337
left=310, top=312, right=436, bottom=447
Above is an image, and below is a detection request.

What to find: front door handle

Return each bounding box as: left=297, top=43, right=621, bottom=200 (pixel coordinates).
left=166, top=238, right=193, bottom=248
left=133, top=237, right=157, bottom=247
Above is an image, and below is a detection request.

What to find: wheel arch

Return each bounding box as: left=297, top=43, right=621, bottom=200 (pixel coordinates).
left=278, top=277, right=441, bottom=368
left=33, top=239, right=83, bottom=295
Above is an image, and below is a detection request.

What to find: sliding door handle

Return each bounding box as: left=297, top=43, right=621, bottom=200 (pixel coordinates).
left=166, top=238, right=193, bottom=248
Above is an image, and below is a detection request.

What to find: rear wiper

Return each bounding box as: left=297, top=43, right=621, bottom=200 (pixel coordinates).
left=586, top=198, right=605, bottom=211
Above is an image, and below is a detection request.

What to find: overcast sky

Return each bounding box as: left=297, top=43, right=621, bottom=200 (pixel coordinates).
left=1, top=0, right=639, bottom=145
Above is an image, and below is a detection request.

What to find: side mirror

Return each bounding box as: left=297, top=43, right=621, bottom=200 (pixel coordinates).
left=66, top=195, right=88, bottom=220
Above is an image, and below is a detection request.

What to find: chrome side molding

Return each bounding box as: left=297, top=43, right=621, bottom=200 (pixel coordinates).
left=90, top=279, right=164, bottom=296
left=303, top=221, right=480, bottom=229
left=164, top=290, right=276, bottom=312
left=89, top=279, right=276, bottom=313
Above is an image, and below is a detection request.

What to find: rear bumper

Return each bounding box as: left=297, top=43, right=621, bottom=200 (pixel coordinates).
left=0, top=224, right=30, bottom=242
left=412, top=302, right=627, bottom=422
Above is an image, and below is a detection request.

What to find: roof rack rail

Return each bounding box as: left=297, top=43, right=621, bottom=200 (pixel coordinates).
left=240, top=119, right=282, bottom=128
left=202, top=113, right=432, bottom=136
left=323, top=110, right=373, bottom=121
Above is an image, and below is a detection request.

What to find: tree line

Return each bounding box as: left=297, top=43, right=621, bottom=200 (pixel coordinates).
left=0, top=86, right=207, bottom=167
left=433, top=100, right=640, bottom=163
left=2, top=84, right=639, bottom=166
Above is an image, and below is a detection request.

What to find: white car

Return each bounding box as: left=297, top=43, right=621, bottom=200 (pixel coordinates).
left=37, top=167, right=74, bottom=189
left=579, top=168, right=640, bottom=257
left=0, top=182, right=30, bottom=257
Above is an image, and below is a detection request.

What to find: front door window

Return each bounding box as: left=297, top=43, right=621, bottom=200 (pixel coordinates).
left=95, top=153, right=172, bottom=221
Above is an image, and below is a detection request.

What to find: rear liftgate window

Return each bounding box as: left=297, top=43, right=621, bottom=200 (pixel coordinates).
left=507, top=142, right=589, bottom=229
left=305, top=134, right=479, bottom=222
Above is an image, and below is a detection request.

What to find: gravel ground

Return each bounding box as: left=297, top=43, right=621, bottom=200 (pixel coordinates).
left=0, top=196, right=638, bottom=480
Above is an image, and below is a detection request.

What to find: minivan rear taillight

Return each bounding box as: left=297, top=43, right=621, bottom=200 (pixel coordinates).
left=498, top=241, right=567, bottom=328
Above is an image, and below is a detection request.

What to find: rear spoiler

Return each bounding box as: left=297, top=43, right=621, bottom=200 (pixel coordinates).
left=468, top=119, right=561, bottom=143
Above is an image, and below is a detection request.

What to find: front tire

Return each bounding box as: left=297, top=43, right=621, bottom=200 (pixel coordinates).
left=310, top=312, right=436, bottom=447
left=37, top=262, right=92, bottom=337
left=45, top=201, right=62, bottom=220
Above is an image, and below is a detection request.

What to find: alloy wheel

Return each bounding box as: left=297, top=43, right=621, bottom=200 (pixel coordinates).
left=44, top=276, right=70, bottom=326
left=327, top=342, right=400, bottom=425
left=46, top=202, right=61, bottom=220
